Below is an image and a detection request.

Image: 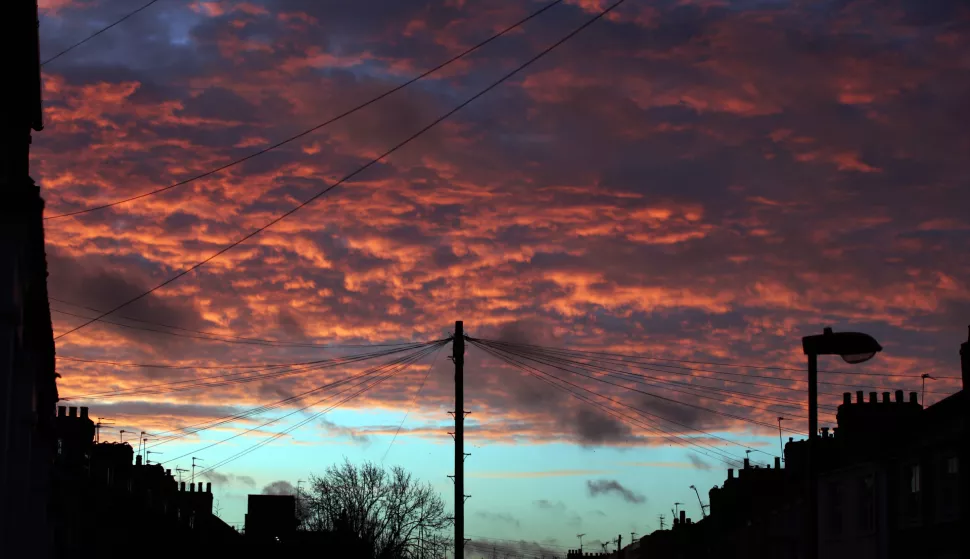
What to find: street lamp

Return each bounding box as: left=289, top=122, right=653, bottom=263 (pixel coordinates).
left=802, top=327, right=881, bottom=559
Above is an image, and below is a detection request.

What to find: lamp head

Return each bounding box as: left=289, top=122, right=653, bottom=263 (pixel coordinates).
left=802, top=327, right=882, bottom=363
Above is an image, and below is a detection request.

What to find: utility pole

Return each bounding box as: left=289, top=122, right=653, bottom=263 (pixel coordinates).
left=452, top=320, right=467, bottom=559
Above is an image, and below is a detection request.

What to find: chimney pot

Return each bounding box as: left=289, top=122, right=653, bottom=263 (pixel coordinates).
left=80, top=407, right=89, bottom=419
left=680, top=510, right=686, bottom=524
left=166, top=469, right=171, bottom=476
left=180, top=482, right=186, bottom=492
left=856, top=391, right=864, bottom=404
left=775, top=457, right=781, bottom=469
left=135, top=455, right=142, bottom=466
left=909, top=391, right=918, bottom=404
left=190, top=482, right=196, bottom=492
left=57, top=406, right=66, bottom=417
left=895, top=390, right=903, bottom=403
left=68, top=406, right=77, bottom=417
left=882, top=392, right=890, bottom=403
left=868, top=392, right=876, bottom=403
left=206, top=482, right=211, bottom=493
left=821, top=427, right=829, bottom=438
left=843, top=392, right=852, bottom=405
left=728, top=468, right=734, bottom=479
left=744, top=458, right=750, bottom=469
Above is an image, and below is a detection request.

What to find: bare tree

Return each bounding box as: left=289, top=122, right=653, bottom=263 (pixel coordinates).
left=303, top=459, right=451, bottom=559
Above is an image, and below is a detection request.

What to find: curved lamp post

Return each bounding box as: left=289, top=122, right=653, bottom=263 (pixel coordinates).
left=802, top=327, right=882, bottom=559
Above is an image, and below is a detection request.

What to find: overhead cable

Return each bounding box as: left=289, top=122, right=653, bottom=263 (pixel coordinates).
left=43, top=0, right=567, bottom=220
left=52, top=0, right=625, bottom=341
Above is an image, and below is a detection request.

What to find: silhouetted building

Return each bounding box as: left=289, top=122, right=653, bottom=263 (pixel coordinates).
left=1, top=6, right=57, bottom=558
left=50, top=407, right=240, bottom=557
left=639, top=329, right=968, bottom=559
left=245, top=494, right=298, bottom=542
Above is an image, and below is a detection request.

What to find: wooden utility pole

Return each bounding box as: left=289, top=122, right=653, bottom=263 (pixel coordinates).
left=0, top=2, right=56, bottom=558
left=452, top=321, right=466, bottom=559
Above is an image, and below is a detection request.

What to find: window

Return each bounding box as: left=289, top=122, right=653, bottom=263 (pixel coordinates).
left=910, top=464, right=921, bottom=494
left=904, top=463, right=922, bottom=522
left=858, top=474, right=875, bottom=532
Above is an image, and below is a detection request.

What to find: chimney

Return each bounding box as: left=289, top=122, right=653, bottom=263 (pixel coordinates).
left=895, top=390, right=903, bottom=403
left=180, top=482, right=186, bottom=492
left=743, top=457, right=750, bottom=469
left=843, top=392, right=851, bottom=405
left=961, top=325, right=970, bottom=390
left=680, top=510, right=686, bottom=525
left=868, top=392, right=876, bottom=403
left=882, top=392, right=890, bottom=403
left=57, top=406, right=66, bottom=417
left=727, top=468, right=734, bottom=480
left=821, top=427, right=829, bottom=438
left=856, top=391, right=864, bottom=404
left=68, top=406, right=77, bottom=417
left=206, top=482, right=211, bottom=493
left=909, top=392, right=918, bottom=404
left=832, top=427, right=838, bottom=438
left=190, top=482, right=196, bottom=493
left=775, top=457, right=781, bottom=469
left=166, top=469, right=171, bottom=476
left=80, top=407, right=89, bottom=419
left=135, top=455, right=142, bottom=466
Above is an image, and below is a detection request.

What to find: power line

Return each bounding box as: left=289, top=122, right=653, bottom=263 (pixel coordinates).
left=194, top=343, right=438, bottom=476
left=472, top=340, right=801, bottom=435
left=41, top=0, right=164, bottom=66
left=63, top=342, right=438, bottom=400
left=51, top=0, right=618, bottom=342
left=161, top=343, right=443, bottom=463
left=381, top=343, right=446, bottom=463
left=475, top=338, right=953, bottom=394
left=49, top=299, right=416, bottom=348
left=57, top=355, right=316, bottom=370
left=43, top=0, right=567, bottom=220
left=474, top=338, right=958, bottom=380
left=146, top=343, right=445, bottom=449
left=471, top=341, right=747, bottom=467
left=479, top=341, right=837, bottom=414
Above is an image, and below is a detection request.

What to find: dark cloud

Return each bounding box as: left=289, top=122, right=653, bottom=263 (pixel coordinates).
left=571, top=408, right=635, bottom=447
left=474, top=511, right=521, bottom=529
left=587, top=479, right=647, bottom=504
left=319, top=417, right=371, bottom=445
left=200, top=471, right=256, bottom=488
left=262, top=480, right=297, bottom=495
left=533, top=499, right=567, bottom=511
left=688, top=453, right=713, bottom=471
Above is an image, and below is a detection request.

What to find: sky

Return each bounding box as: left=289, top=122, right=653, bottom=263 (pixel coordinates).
left=34, top=0, right=970, bottom=555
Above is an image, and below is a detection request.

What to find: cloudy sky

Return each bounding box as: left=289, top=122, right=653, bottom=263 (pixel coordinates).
left=36, top=0, right=968, bottom=552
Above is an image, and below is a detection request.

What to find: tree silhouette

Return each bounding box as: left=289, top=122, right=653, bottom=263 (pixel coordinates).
left=301, top=459, right=451, bottom=558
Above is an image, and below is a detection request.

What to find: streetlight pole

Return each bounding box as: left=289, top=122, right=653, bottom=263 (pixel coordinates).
left=802, top=327, right=882, bottom=559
